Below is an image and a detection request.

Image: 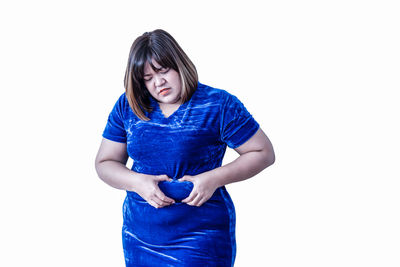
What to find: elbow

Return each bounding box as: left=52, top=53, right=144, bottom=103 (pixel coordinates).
left=94, top=157, right=109, bottom=182
left=268, top=152, right=275, bottom=167
left=94, top=158, right=101, bottom=177
left=94, top=154, right=106, bottom=176
left=262, top=149, right=275, bottom=168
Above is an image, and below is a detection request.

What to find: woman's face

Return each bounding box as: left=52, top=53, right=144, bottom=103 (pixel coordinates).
left=143, top=59, right=182, bottom=106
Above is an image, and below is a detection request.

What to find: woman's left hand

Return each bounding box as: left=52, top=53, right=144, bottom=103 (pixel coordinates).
left=178, top=173, right=219, bottom=207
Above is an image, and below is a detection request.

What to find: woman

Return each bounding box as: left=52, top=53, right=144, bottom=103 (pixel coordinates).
left=95, top=29, right=275, bottom=267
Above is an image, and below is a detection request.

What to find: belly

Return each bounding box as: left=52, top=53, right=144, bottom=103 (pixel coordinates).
left=123, top=187, right=232, bottom=245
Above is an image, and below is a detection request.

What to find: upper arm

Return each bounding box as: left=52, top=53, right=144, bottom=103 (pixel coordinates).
left=220, top=91, right=260, bottom=149
left=95, top=138, right=129, bottom=165
left=234, top=128, right=275, bottom=161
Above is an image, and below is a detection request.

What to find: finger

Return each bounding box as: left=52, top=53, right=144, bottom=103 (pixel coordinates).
left=155, top=175, right=172, bottom=182
left=157, top=174, right=172, bottom=181
left=150, top=196, right=165, bottom=207
left=187, top=193, right=203, bottom=207
left=182, top=191, right=197, bottom=204
left=148, top=199, right=161, bottom=209
left=196, top=196, right=209, bottom=207
left=151, top=196, right=173, bottom=208
left=178, top=175, right=192, bottom=182
left=155, top=189, right=175, bottom=204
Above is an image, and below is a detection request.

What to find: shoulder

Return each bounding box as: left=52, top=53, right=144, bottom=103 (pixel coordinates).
left=195, top=82, right=233, bottom=105
left=198, top=83, right=252, bottom=122
left=197, top=82, right=243, bottom=112
left=111, top=92, right=128, bottom=117
left=115, top=92, right=129, bottom=108
left=110, top=92, right=140, bottom=122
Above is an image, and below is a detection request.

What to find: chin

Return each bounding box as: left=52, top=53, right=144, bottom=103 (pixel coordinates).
left=162, top=96, right=181, bottom=104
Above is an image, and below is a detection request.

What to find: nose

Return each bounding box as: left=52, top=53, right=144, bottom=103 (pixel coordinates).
left=154, top=74, right=165, bottom=87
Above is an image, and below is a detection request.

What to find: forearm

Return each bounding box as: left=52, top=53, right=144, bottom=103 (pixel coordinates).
left=210, top=150, right=274, bottom=188
left=95, top=160, right=139, bottom=191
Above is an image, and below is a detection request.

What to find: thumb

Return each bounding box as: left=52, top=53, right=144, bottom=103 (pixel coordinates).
left=178, top=175, right=192, bottom=182
left=155, top=174, right=171, bottom=181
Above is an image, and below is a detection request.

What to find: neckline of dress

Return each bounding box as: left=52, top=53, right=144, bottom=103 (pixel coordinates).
left=149, top=84, right=200, bottom=120
left=156, top=100, right=187, bottom=119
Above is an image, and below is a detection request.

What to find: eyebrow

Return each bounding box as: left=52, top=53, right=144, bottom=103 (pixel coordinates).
left=143, top=67, right=167, bottom=77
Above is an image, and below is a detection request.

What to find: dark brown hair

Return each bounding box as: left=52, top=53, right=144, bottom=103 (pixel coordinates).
left=124, top=29, right=198, bottom=121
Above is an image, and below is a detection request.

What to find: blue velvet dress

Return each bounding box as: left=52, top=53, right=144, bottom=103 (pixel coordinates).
left=102, top=82, right=259, bottom=267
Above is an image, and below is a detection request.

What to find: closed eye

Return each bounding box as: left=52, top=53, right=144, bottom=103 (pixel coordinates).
left=160, top=68, right=170, bottom=74
left=143, top=68, right=169, bottom=82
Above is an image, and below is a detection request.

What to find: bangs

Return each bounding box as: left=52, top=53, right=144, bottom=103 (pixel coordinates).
left=133, top=44, right=178, bottom=81
left=148, top=47, right=178, bottom=71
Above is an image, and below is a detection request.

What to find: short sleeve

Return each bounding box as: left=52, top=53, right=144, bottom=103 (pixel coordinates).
left=102, top=93, right=127, bottom=143
left=220, top=91, right=260, bottom=149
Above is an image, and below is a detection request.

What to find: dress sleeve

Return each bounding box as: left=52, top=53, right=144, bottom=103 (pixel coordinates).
left=220, top=91, right=260, bottom=149
left=102, top=93, right=127, bottom=143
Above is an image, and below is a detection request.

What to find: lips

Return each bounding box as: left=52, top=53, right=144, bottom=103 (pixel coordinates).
left=159, top=88, right=171, bottom=96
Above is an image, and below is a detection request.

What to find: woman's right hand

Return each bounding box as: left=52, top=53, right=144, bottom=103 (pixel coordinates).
left=134, top=174, right=175, bottom=209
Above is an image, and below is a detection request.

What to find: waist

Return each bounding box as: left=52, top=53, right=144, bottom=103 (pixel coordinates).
left=127, top=180, right=226, bottom=203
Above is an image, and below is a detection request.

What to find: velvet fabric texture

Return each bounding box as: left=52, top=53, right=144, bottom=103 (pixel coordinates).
left=102, top=82, right=260, bottom=266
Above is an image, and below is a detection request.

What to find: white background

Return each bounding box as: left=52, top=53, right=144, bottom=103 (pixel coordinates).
left=1, top=0, right=399, bottom=266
